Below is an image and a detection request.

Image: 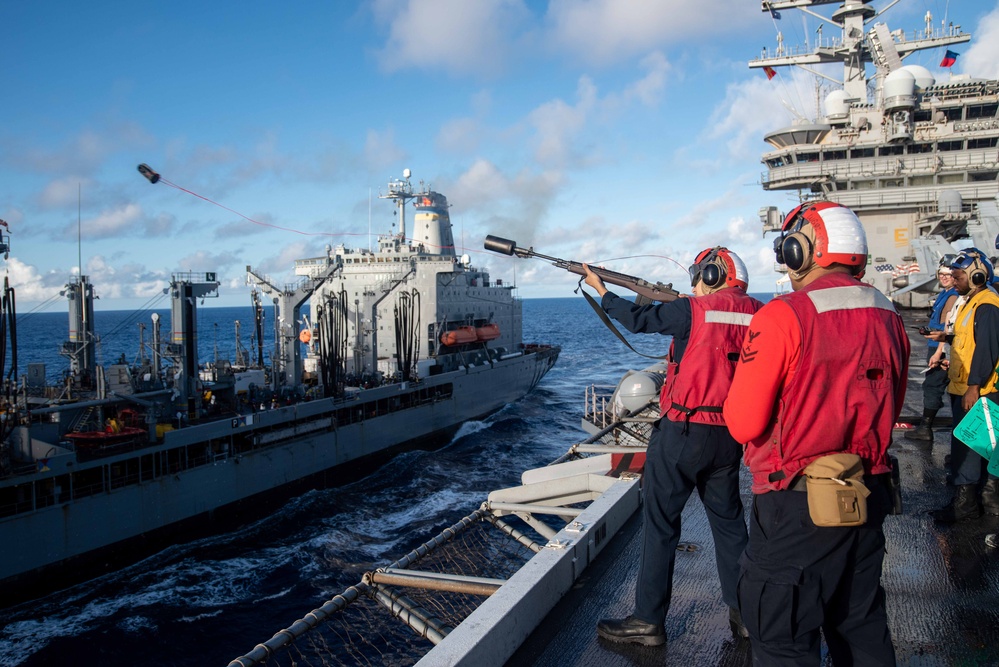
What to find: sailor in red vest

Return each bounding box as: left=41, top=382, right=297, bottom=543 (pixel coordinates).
left=583, top=247, right=762, bottom=646
left=724, top=202, right=909, bottom=665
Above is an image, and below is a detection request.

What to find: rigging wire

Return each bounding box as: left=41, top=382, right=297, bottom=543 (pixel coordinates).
left=137, top=164, right=508, bottom=259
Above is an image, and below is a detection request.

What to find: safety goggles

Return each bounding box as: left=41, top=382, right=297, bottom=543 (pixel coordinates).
left=950, top=253, right=979, bottom=271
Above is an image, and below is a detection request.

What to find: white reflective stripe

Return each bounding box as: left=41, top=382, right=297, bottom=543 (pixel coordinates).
left=985, top=398, right=997, bottom=453
left=960, top=303, right=974, bottom=328
left=807, top=285, right=898, bottom=314
left=704, top=311, right=754, bottom=326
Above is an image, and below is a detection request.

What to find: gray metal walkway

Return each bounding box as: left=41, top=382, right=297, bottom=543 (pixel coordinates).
left=510, top=318, right=999, bottom=666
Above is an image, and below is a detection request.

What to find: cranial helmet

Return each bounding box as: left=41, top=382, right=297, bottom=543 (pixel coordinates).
left=773, top=201, right=868, bottom=276
left=688, top=246, right=749, bottom=291
left=950, top=247, right=995, bottom=286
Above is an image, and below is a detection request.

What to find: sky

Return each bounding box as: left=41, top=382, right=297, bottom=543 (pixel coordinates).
left=3, top=0, right=999, bottom=312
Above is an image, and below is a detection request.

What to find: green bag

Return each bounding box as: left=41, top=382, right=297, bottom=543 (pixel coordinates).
left=954, top=397, right=999, bottom=477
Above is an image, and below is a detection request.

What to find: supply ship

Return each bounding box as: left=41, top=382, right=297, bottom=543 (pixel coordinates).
left=751, top=0, right=999, bottom=306
left=0, top=171, right=559, bottom=602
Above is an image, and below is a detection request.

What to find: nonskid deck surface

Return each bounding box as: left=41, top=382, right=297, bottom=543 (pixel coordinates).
left=509, top=313, right=999, bottom=666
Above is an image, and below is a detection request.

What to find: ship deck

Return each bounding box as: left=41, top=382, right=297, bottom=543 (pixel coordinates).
left=508, top=312, right=999, bottom=666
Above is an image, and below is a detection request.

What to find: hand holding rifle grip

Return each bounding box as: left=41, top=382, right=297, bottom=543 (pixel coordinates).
left=483, top=235, right=679, bottom=304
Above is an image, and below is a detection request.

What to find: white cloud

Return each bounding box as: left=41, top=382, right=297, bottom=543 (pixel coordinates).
left=37, top=176, right=95, bottom=209
left=544, top=0, right=756, bottom=66
left=528, top=75, right=598, bottom=167
left=436, top=117, right=485, bottom=154
left=618, top=51, right=670, bottom=108
left=706, top=75, right=800, bottom=162
left=251, top=240, right=321, bottom=279
left=372, top=0, right=531, bottom=76
left=963, top=6, right=999, bottom=79
left=71, top=203, right=144, bottom=240
left=176, top=250, right=244, bottom=274
left=5, top=258, right=65, bottom=302
left=446, top=159, right=562, bottom=249
left=363, top=128, right=408, bottom=171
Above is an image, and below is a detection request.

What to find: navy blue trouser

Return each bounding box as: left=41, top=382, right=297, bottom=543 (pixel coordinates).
left=738, top=478, right=896, bottom=666
left=921, top=350, right=949, bottom=411
left=634, top=418, right=747, bottom=625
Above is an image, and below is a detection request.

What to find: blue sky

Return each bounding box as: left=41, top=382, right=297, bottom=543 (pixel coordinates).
left=3, top=0, right=998, bottom=310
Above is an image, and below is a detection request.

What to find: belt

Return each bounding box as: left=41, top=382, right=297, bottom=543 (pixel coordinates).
left=787, top=472, right=887, bottom=492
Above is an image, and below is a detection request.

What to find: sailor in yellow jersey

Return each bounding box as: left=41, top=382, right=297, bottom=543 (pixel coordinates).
left=928, top=248, right=999, bottom=523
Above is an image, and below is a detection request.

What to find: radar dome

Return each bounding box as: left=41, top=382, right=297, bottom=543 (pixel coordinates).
left=613, top=371, right=664, bottom=414
left=883, top=69, right=916, bottom=110
left=900, top=65, right=935, bottom=89
left=938, top=190, right=963, bottom=214
left=824, top=90, right=851, bottom=122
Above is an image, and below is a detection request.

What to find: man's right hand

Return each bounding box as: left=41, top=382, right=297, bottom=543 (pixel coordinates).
left=582, top=263, right=609, bottom=297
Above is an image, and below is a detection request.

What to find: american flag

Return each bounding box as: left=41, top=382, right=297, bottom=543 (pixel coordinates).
left=875, top=263, right=895, bottom=274
left=892, top=262, right=921, bottom=277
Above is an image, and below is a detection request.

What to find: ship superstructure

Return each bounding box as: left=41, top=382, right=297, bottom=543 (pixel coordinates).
left=0, top=172, right=558, bottom=602
left=752, top=0, right=999, bottom=306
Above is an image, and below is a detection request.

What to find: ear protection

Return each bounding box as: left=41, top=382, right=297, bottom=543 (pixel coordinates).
left=971, top=264, right=988, bottom=286
left=773, top=203, right=814, bottom=272
left=690, top=247, right=727, bottom=288
left=701, top=248, right=725, bottom=288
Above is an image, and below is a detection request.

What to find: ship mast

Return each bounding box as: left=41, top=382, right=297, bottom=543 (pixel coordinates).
left=754, top=1, right=970, bottom=109
left=380, top=169, right=416, bottom=240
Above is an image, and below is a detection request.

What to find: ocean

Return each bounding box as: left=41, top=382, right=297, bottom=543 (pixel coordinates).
left=0, top=294, right=770, bottom=667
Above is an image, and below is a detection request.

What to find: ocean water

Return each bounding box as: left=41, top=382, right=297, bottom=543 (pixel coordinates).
left=0, top=294, right=769, bottom=666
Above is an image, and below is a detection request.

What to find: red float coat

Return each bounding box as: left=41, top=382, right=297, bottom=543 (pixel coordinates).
left=724, top=272, right=909, bottom=493
left=661, top=288, right=762, bottom=425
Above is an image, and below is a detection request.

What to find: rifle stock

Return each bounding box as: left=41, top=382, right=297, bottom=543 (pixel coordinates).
left=483, top=235, right=680, bottom=304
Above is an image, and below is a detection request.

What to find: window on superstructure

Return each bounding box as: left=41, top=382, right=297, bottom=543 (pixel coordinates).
left=850, top=148, right=875, bottom=158
left=795, top=152, right=819, bottom=163
left=914, top=110, right=933, bottom=123
left=878, top=145, right=904, bottom=156
left=969, top=171, right=998, bottom=182
left=909, top=175, right=934, bottom=186
left=938, top=140, right=964, bottom=151
left=939, top=173, right=965, bottom=184
left=908, top=143, right=933, bottom=154
left=941, top=108, right=963, bottom=122
left=881, top=178, right=903, bottom=188
left=967, top=104, right=998, bottom=119
left=823, top=150, right=846, bottom=161
left=968, top=137, right=999, bottom=149
left=766, top=157, right=786, bottom=168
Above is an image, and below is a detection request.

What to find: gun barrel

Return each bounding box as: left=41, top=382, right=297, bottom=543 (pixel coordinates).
left=482, top=232, right=678, bottom=303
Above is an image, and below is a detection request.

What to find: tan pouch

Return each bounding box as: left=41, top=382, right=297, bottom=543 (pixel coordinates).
left=803, top=453, right=871, bottom=527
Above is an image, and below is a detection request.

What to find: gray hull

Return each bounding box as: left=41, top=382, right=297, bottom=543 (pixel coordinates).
left=0, top=347, right=558, bottom=599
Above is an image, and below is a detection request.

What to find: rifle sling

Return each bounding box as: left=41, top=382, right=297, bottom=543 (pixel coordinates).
left=578, top=283, right=668, bottom=361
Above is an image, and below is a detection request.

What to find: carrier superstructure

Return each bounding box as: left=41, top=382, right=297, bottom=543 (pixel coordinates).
left=752, top=0, right=999, bottom=305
